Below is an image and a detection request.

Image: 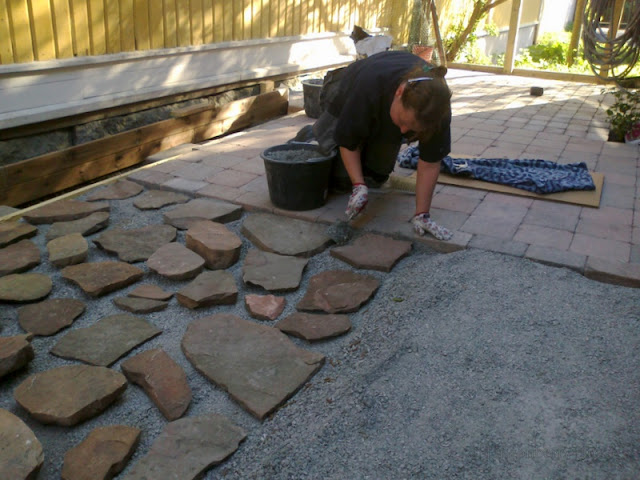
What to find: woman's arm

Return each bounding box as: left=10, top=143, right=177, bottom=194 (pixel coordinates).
left=415, top=159, right=440, bottom=215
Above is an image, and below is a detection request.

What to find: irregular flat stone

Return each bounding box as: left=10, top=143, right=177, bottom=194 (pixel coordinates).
left=296, top=270, right=380, bottom=313
left=241, top=213, right=333, bottom=257
left=62, top=425, right=140, bottom=480
left=14, top=365, right=127, bottom=426
left=182, top=314, right=325, bottom=419
left=0, top=273, right=52, bottom=303
left=163, top=198, right=242, bottom=229
left=114, top=296, right=168, bottom=313
left=0, top=221, right=37, bottom=248
left=331, top=233, right=412, bottom=272
left=185, top=221, right=242, bottom=269
left=128, top=284, right=173, bottom=301
left=62, top=261, right=144, bottom=297
left=121, top=414, right=246, bottom=480
left=46, top=212, right=110, bottom=241
left=18, top=298, right=86, bottom=336
left=121, top=348, right=191, bottom=420
left=147, top=243, right=204, bottom=280
left=47, top=233, right=88, bottom=268
left=0, top=334, right=34, bottom=378
left=94, top=224, right=177, bottom=263
left=276, top=312, right=352, bottom=342
left=23, top=199, right=110, bottom=225
left=0, top=409, right=43, bottom=480
left=176, top=271, right=237, bottom=309
left=242, top=248, right=308, bottom=291
left=133, top=189, right=189, bottom=210
left=245, top=294, right=286, bottom=321
left=0, top=239, right=40, bottom=276
left=51, top=314, right=161, bottom=366
left=86, top=179, right=144, bottom=201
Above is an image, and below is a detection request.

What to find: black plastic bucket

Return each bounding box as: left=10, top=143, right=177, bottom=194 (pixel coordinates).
left=261, top=143, right=336, bottom=211
left=301, top=79, right=324, bottom=118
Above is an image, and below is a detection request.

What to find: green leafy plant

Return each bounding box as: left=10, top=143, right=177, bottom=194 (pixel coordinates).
left=602, top=87, right=640, bottom=142
left=514, top=32, right=591, bottom=73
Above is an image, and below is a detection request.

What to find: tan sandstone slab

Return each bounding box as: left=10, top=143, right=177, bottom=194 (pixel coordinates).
left=182, top=313, right=325, bottom=419
left=62, top=261, right=144, bottom=297
left=0, top=409, right=43, bottom=480
left=0, top=334, right=34, bottom=378
left=94, top=225, right=177, bottom=262
left=276, top=312, right=352, bottom=342
left=245, top=294, right=286, bottom=321
left=176, top=270, right=237, bottom=309
left=163, top=198, right=242, bottom=230
left=147, top=243, right=204, bottom=280
left=128, top=284, right=173, bottom=301
left=0, top=239, right=40, bottom=276
left=185, top=220, right=241, bottom=269
left=23, top=199, right=110, bottom=225
left=121, top=348, right=191, bottom=420
left=14, top=364, right=127, bottom=426
left=114, top=296, right=168, bottom=313
left=330, top=233, right=412, bottom=272
left=86, top=179, right=144, bottom=201
left=0, top=273, right=52, bottom=303
left=47, top=233, right=88, bottom=268
left=46, top=212, right=110, bottom=241
left=0, top=221, right=37, bottom=248
left=133, top=189, right=189, bottom=210
left=121, top=414, right=246, bottom=480
left=51, top=314, right=162, bottom=366
left=297, top=270, right=380, bottom=313
left=242, top=248, right=308, bottom=292
left=62, top=425, right=141, bottom=480
left=18, top=298, right=86, bottom=336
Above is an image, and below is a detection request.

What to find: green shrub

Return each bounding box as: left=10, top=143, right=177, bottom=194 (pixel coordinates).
left=602, top=87, right=640, bottom=142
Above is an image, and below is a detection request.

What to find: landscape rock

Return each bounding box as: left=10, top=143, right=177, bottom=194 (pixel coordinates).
left=133, top=189, right=189, bottom=210
left=244, top=294, right=286, bottom=320
left=86, top=179, right=144, bottom=201
left=0, top=221, right=37, bottom=248
left=296, top=270, right=380, bottom=313
left=121, top=348, right=191, bottom=420
left=242, top=248, right=308, bottom=291
left=94, top=224, right=177, bottom=262
left=330, top=233, right=412, bottom=272
left=62, top=261, right=144, bottom=297
left=182, top=314, right=325, bottom=419
left=185, top=220, right=242, bottom=269
left=114, top=296, right=168, bottom=313
left=176, top=270, right=237, bottom=309
left=61, top=425, right=141, bottom=480
left=47, top=233, right=88, bottom=267
left=18, top=298, right=86, bottom=336
left=0, top=239, right=40, bottom=275
left=14, top=364, right=127, bottom=426
left=276, top=312, right=352, bottom=342
left=0, top=334, right=34, bottom=378
left=163, top=198, right=242, bottom=229
left=147, top=243, right=204, bottom=280
left=127, top=284, right=173, bottom=300
left=0, top=409, right=43, bottom=480
left=46, top=212, right=110, bottom=241
left=51, top=314, right=161, bottom=366
left=23, top=199, right=109, bottom=225
left=0, top=273, right=52, bottom=303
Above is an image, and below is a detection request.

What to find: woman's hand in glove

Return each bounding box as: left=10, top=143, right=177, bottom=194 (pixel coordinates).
left=411, top=213, right=453, bottom=241
left=346, top=184, right=368, bottom=220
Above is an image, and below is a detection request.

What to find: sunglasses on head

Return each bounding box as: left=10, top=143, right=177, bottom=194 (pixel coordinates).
left=407, top=77, right=434, bottom=84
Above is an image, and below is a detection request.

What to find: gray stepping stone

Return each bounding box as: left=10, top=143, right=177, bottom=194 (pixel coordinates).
left=241, top=213, right=333, bottom=257
left=0, top=334, right=34, bottom=378
left=128, top=284, right=173, bottom=301
left=62, top=425, right=141, bottom=480
left=297, top=270, right=380, bottom=313
left=276, top=312, right=352, bottom=342
left=121, top=348, right=191, bottom=420
left=147, top=243, right=204, bottom=280
left=47, top=233, right=88, bottom=268
left=330, top=233, right=412, bottom=272
left=0, top=239, right=40, bottom=276
left=62, top=261, right=144, bottom=297
left=86, top=179, right=144, bottom=201
left=121, top=414, right=246, bottom=480
left=0, top=221, right=37, bottom=248
left=176, top=271, right=237, bottom=309
left=46, top=212, right=110, bottom=241
left=23, top=199, right=110, bottom=225
left=185, top=220, right=241, bottom=269
left=242, top=248, right=308, bottom=292
left=114, top=296, right=168, bottom=313
left=245, top=294, right=286, bottom=321
left=0, top=273, right=52, bottom=303
left=94, top=224, right=177, bottom=262
left=182, top=314, right=325, bottom=419
left=14, top=364, right=127, bottom=426
left=0, top=409, right=43, bottom=480
left=51, top=314, right=161, bottom=366
left=18, top=298, right=86, bottom=336
left=163, top=198, right=242, bottom=230
left=133, top=189, right=189, bottom=210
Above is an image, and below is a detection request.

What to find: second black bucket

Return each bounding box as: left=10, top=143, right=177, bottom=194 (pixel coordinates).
left=301, top=78, right=324, bottom=118
left=261, top=143, right=336, bottom=211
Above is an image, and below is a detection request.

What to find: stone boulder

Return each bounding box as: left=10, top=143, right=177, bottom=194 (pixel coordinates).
left=0, top=409, right=43, bottom=480
left=0, top=334, right=34, bottom=378
left=61, top=262, right=144, bottom=297
left=47, top=233, right=88, bottom=268
left=176, top=271, right=237, bottom=309
left=86, top=179, right=144, bottom=201
left=244, top=294, right=286, bottom=321
left=296, top=270, right=380, bottom=313
left=18, top=298, right=86, bottom=336
left=133, top=189, right=189, bottom=210
left=0, top=221, right=37, bottom=248
left=242, top=249, right=308, bottom=292
left=163, top=198, right=242, bottom=229
left=330, top=233, right=412, bottom=272
left=0, top=273, right=52, bottom=303
left=147, top=243, right=204, bottom=280
left=0, top=239, right=40, bottom=276
left=185, top=220, right=242, bottom=269
left=94, top=225, right=177, bottom=262
left=276, top=312, right=352, bottom=342
left=23, top=199, right=109, bottom=224
left=46, top=212, right=110, bottom=241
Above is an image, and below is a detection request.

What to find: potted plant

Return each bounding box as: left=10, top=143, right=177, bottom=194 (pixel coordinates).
left=410, top=0, right=434, bottom=62
left=602, top=87, right=640, bottom=143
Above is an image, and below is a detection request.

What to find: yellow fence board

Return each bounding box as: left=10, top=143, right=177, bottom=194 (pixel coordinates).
left=51, top=0, right=73, bottom=58
left=87, top=0, right=106, bottom=55
left=163, top=0, right=177, bottom=47
left=134, top=0, right=150, bottom=50
left=0, top=0, right=15, bottom=63
left=120, top=0, right=135, bottom=51
left=190, top=0, right=203, bottom=45
left=105, top=0, right=120, bottom=53
left=176, top=0, right=190, bottom=46
left=31, top=0, right=56, bottom=60
left=70, top=0, right=90, bottom=56
left=149, top=0, right=163, bottom=48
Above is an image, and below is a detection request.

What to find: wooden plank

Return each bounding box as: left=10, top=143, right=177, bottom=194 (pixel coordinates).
left=87, top=0, right=106, bottom=54
left=51, top=0, right=73, bottom=58
left=203, top=0, right=213, bottom=43
left=163, top=0, right=177, bottom=47
left=149, top=0, right=164, bottom=48
left=0, top=0, right=15, bottom=63
left=223, top=0, right=232, bottom=41
left=213, top=0, right=223, bottom=42
left=9, top=0, right=34, bottom=62
left=260, top=0, right=269, bottom=38
left=567, top=0, right=586, bottom=66
left=31, top=0, right=56, bottom=60
left=503, top=0, right=522, bottom=74
left=133, top=0, right=150, bottom=50
left=70, top=0, right=90, bottom=57
left=105, top=0, right=121, bottom=53
left=175, top=0, right=190, bottom=46
left=120, top=0, right=135, bottom=51
left=190, top=0, right=204, bottom=44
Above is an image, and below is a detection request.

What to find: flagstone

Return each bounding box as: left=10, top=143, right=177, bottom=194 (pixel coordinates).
left=297, top=270, right=380, bottom=313
left=62, top=261, right=144, bottom=297
left=0, top=239, right=40, bottom=275
left=0, top=273, right=52, bottom=303
left=147, top=243, right=205, bottom=280
left=0, top=409, right=43, bottom=480
left=94, top=225, right=177, bottom=262
left=47, top=233, right=88, bottom=268
left=51, top=314, right=162, bottom=366
left=121, top=414, right=246, bottom=480
left=46, top=212, right=110, bottom=241
left=185, top=220, right=242, bottom=269
left=244, top=294, right=286, bottom=320
left=176, top=271, right=237, bottom=309
left=18, top=298, right=86, bottom=336
left=121, top=348, right=191, bottom=420
left=133, top=189, right=189, bottom=210
left=61, top=425, right=141, bottom=480
left=330, top=233, right=412, bottom=272
left=242, top=248, right=308, bottom=291
left=86, top=179, right=144, bottom=201
left=14, top=364, right=127, bottom=426
left=0, top=221, right=37, bottom=248
left=128, top=284, right=173, bottom=301
left=163, top=198, right=242, bottom=229
left=276, top=312, right=352, bottom=342
left=113, top=296, right=168, bottom=313
left=182, top=314, right=325, bottom=419
left=0, top=334, right=34, bottom=378
left=23, top=199, right=109, bottom=224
